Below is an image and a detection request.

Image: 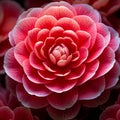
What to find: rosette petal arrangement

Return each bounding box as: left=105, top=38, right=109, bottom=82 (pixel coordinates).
left=4, top=1, right=120, bottom=119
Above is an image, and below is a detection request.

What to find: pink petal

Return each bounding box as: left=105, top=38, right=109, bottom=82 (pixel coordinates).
left=26, top=28, right=40, bottom=50
left=16, top=84, right=48, bottom=109
left=45, top=78, right=77, bottom=93
left=65, top=64, right=85, bottom=80
left=63, top=30, right=79, bottom=47
left=0, top=106, right=14, bottom=120
left=93, top=47, right=115, bottom=79
left=35, top=15, right=57, bottom=29
left=41, top=6, right=75, bottom=19
left=23, top=75, right=51, bottom=97
left=42, top=1, right=76, bottom=16
left=78, top=77, right=105, bottom=100
left=14, top=42, right=29, bottom=66
left=76, top=30, right=91, bottom=48
left=4, top=48, right=23, bottom=83
left=14, top=107, right=33, bottom=120
left=47, top=102, right=80, bottom=120
left=49, top=26, right=64, bottom=38
left=87, top=33, right=105, bottom=62
left=54, top=67, right=71, bottom=77
left=23, top=59, right=50, bottom=84
left=47, top=88, right=78, bottom=110
left=38, top=70, right=57, bottom=81
left=37, top=28, right=49, bottom=42
left=56, top=17, right=80, bottom=31
left=71, top=47, right=88, bottom=68
left=41, top=37, right=55, bottom=57
left=96, top=23, right=110, bottom=47
left=77, top=59, right=99, bottom=85
left=73, top=4, right=101, bottom=22
left=108, top=26, right=120, bottom=52
left=105, top=61, right=120, bottom=89
left=13, top=17, right=37, bottom=45
left=34, top=41, right=44, bottom=60
left=30, top=52, right=45, bottom=70
left=27, top=8, right=42, bottom=18
left=73, top=15, right=97, bottom=49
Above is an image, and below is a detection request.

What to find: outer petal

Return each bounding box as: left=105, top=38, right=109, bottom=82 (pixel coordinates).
left=47, top=102, right=80, bottom=120
left=47, top=88, right=78, bottom=110
left=78, top=77, right=105, bottom=100
left=73, top=4, right=101, bottom=22
left=23, top=75, right=51, bottom=97
left=12, top=17, right=37, bottom=45
left=45, top=78, right=77, bottom=93
left=4, top=48, right=23, bottom=83
left=16, top=84, right=48, bottom=109
left=41, top=6, right=75, bottom=19
left=14, top=42, right=29, bottom=66
left=105, top=61, right=120, bottom=89
left=93, top=47, right=115, bottom=79
left=23, top=59, right=50, bottom=84
left=73, top=15, right=97, bottom=49
left=41, top=1, right=77, bottom=16
left=108, top=26, right=120, bottom=52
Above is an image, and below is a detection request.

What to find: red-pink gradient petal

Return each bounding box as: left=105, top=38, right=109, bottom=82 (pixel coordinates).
left=41, top=1, right=77, bottom=16
left=4, top=48, right=23, bottom=83
left=105, top=61, right=120, bottom=89
left=56, top=17, right=80, bottom=31
left=73, top=15, right=97, bottom=49
left=108, top=27, right=120, bottom=52
left=87, top=33, right=105, bottom=62
left=16, top=84, right=48, bottom=109
left=14, top=42, right=29, bottom=66
left=45, top=78, right=77, bottom=93
left=73, top=4, right=101, bottom=22
left=13, top=17, right=37, bottom=45
left=96, top=23, right=110, bottom=47
left=30, top=52, right=45, bottom=71
left=41, top=6, right=75, bottom=19
left=78, top=77, right=105, bottom=100
left=65, top=64, right=85, bottom=80
left=77, top=59, right=99, bottom=85
left=23, top=59, right=49, bottom=84
left=47, top=88, right=78, bottom=110
left=23, top=75, right=51, bottom=97
left=35, top=15, right=57, bottom=29
left=47, top=102, right=80, bottom=120
left=93, top=47, right=115, bottom=79
left=27, top=8, right=42, bottom=18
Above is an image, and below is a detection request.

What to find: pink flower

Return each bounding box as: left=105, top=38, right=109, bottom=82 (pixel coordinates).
left=4, top=1, right=120, bottom=119
left=0, top=0, right=23, bottom=74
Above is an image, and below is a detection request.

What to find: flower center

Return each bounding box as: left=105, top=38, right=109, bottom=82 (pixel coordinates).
left=49, top=44, right=72, bottom=67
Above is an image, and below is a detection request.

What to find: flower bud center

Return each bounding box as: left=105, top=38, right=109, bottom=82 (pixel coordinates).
left=49, top=44, right=72, bottom=67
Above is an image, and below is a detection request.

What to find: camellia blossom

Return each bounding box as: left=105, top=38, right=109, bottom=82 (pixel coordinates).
left=4, top=1, right=120, bottom=119
left=0, top=0, right=23, bottom=74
